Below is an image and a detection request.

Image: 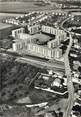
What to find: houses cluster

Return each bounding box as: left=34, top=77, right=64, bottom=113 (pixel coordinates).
left=34, top=69, right=81, bottom=94
left=3, top=11, right=48, bottom=26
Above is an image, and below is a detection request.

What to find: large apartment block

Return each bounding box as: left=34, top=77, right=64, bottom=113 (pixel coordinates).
left=12, top=28, right=24, bottom=38
left=12, top=25, right=66, bottom=59
left=47, top=38, right=61, bottom=48
left=28, top=24, right=40, bottom=34
left=13, top=41, right=62, bottom=59
left=41, top=25, right=66, bottom=37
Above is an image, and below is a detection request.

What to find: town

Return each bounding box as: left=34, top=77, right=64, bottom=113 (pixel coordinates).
left=0, top=1, right=81, bottom=117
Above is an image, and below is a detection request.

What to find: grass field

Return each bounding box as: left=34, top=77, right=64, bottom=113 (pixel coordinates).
left=0, top=2, right=52, bottom=13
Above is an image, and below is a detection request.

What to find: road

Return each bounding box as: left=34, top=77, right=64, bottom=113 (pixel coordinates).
left=60, top=14, right=81, bottom=36
left=0, top=50, right=65, bottom=73
left=63, top=34, right=74, bottom=117
left=15, top=56, right=65, bottom=73
left=35, top=86, right=68, bottom=96
left=61, top=16, right=75, bottom=117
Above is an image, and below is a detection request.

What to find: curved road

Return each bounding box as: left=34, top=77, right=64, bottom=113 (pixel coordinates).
left=63, top=34, right=74, bottom=117
left=61, top=16, right=75, bottom=117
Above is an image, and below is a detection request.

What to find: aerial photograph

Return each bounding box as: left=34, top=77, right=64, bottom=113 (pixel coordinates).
left=0, top=0, right=81, bottom=117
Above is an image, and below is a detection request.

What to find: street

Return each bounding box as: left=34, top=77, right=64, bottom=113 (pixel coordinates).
left=61, top=17, right=75, bottom=117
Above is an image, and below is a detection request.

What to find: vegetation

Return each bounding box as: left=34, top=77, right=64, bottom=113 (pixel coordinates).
left=63, top=16, right=81, bottom=28
left=0, top=56, right=47, bottom=102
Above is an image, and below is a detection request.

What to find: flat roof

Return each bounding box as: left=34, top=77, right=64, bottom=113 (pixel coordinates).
left=0, top=23, right=12, bottom=30
left=72, top=12, right=81, bottom=15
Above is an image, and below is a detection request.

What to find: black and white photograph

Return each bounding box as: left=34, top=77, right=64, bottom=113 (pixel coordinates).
left=0, top=0, right=81, bottom=117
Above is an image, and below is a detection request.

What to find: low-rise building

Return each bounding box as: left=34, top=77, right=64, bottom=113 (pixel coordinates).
left=73, top=43, right=80, bottom=49
left=51, top=78, right=61, bottom=87
left=73, top=39, right=78, bottom=44
left=63, top=78, right=67, bottom=86
left=44, top=113, right=54, bottom=117
left=72, top=77, right=79, bottom=84
left=71, top=111, right=80, bottom=117
left=78, top=90, right=81, bottom=96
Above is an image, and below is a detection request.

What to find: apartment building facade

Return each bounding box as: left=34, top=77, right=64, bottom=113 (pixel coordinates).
left=47, top=38, right=61, bottom=48
left=28, top=24, right=40, bottom=34
left=12, top=28, right=24, bottom=38
left=13, top=40, right=62, bottom=59
left=41, top=25, right=66, bottom=40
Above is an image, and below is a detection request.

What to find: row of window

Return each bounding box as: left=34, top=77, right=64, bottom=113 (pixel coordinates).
left=13, top=42, right=62, bottom=59
left=41, top=25, right=66, bottom=36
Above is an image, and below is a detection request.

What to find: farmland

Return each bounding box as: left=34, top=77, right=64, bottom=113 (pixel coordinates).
left=0, top=2, right=52, bottom=13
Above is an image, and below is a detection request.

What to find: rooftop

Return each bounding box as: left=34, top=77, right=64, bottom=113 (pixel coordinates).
left=72, top=12, right=81, bottom=16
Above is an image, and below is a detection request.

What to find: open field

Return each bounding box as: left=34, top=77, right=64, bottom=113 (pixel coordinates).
left=0, top=2, right=52, bottom=13
left=0, top=22, right=12, bottom=30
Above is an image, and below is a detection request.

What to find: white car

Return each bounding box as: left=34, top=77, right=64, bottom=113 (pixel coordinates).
left=70, top=53, right=78, bottom=58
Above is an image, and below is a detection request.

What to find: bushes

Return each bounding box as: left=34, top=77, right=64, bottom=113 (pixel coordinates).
left=1, top=58, right=46, bottom=102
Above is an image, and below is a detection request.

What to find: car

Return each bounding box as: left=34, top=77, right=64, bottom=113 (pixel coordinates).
left=70, top=53, right=78, bottom=58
